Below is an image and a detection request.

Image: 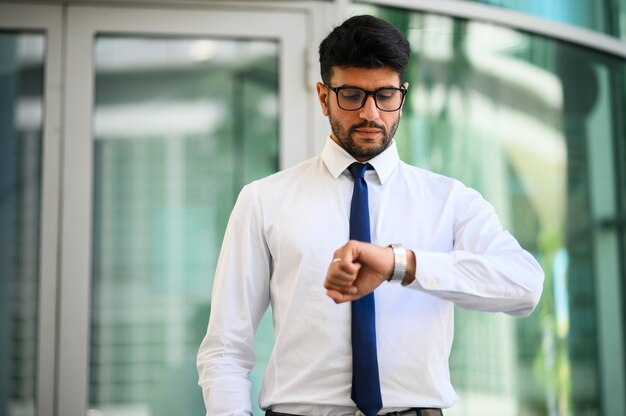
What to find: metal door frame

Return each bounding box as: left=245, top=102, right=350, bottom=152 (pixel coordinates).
left=58, top=5, right=313, bottom=415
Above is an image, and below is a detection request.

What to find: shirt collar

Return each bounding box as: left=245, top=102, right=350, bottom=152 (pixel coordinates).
left=320, top=136, right=400, bottom=185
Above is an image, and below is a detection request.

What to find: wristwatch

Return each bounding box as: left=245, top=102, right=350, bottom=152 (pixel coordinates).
left=388, top=243, right=407, bottom=284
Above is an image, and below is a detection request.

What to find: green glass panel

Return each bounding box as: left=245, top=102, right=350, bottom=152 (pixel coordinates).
left=357, top=4, right=626, bottom=415
left=621, top=0, right=626, bottom=41
left=90, top=36, right=279, bottom=416
left=458, top=0, right=612, bottom=36
left=0, top=31, right=45, bottom=416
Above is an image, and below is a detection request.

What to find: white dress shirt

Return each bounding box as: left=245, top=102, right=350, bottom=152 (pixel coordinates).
left=197, top=137, right=544, bottom=415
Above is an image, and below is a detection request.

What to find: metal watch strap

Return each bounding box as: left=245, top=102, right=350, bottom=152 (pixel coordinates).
left=388, top=243, right=407, bottom=282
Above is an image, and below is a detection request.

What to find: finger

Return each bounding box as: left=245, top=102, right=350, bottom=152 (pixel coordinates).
left=324, top=261, right=360, bottom=289
left=336, top=260, right=361, bottom=275
left=324, top=263, right=362, bottom=290
left=330, top=256, right=360, bottom=274
left=324, top=282, right=359, bottom=297
left=324, top=278, right=360, bottom=293
left=333, top=243, right=358, bottom=265
left=326, top=289, right=358, bottom=304
left=329, top=262, right=356, bottom=279
left=324, top=277, right=355, bottom=292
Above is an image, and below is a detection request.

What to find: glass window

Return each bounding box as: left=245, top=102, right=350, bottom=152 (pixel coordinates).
left=90, top=36, right=279, bottom=416
left=457, top=0, right=612, bottom=36
left=621, top=0, right=626, bottom=41
left=620, top=55, right=626, bottom=384
left=357, top=4, right=626, bottom=415
left=0, top=31, right=45, bottom=416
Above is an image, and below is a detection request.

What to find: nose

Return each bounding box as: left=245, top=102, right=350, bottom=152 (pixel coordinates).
left=359, top=95, right=379, bottom=121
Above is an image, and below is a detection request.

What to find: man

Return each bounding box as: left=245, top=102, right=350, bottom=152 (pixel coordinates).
left=197, top=15, right=544, bottom=416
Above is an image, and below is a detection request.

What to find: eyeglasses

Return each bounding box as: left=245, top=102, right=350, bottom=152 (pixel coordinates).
left=325, top=84, right=407, bottom=112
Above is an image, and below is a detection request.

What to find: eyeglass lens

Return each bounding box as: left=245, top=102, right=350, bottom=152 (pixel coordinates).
left=337, top=88, right=404, bottom=111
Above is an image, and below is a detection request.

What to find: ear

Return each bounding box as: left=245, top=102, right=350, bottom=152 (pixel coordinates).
left=316, top=82, right=329, bottom=116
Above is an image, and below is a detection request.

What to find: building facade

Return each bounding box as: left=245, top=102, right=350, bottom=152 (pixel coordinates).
left=1, top=1, right=625, bottom=415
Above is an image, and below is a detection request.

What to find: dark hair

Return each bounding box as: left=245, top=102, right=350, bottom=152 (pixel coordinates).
left=319, top=15, right=410, bottom=84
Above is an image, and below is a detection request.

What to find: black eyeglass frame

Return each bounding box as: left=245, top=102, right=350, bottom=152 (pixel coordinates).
left=324, top=83, right=407, bottom=112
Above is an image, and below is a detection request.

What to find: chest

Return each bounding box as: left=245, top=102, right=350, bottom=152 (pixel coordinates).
left=262, top=175, right=456, bottom=268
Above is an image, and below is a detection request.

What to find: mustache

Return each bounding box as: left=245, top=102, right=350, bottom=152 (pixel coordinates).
left=348, top=121, right=386, bottom=134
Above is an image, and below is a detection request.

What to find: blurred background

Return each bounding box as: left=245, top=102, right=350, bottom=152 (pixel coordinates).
left=1, top=0, right=626, bottom=415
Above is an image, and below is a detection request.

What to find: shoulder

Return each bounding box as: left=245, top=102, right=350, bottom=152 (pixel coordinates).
left=396, top=161, right=487, bottom=209
left=398, top=161, right=454, bottom=183
left=397, top=161, right=469, bottom=192
left=240, top=155, right=324, bottom=197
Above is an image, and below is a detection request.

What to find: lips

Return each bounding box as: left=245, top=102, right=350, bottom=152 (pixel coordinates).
left=350, top=121, right=385, bottom=135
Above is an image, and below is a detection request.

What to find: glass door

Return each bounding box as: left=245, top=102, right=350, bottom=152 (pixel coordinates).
left=58, top=6, right=310, bottom=416
left=0, top=4, right=62, bottom=416
left=0, top=28, right=45, bottom=416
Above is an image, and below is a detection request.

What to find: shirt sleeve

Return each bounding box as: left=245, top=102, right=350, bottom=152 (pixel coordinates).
left=408, top=187, right=544, bottom=317
left=197, top=182, right=271, bottom=415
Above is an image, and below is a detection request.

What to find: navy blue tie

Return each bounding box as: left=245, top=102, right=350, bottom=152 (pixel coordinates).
left=348, top=162, right=383, bottom=416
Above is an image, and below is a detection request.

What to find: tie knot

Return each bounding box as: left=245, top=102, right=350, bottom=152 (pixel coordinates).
left=348, top=162, right=371, bottom=180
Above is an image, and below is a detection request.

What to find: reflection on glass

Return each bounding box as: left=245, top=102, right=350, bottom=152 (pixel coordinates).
left=355, top=5, right=625, bottom=416
left=622, top=0, right=626, bottom=41
left=0, top=32, right=45, bottom=416
left=90, top=36, right=279, bottom=415
left=460, top=0, right=612, bottom=36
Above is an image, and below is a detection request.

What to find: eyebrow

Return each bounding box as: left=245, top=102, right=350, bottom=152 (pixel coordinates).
left=334, top=84, right=402, bottom=89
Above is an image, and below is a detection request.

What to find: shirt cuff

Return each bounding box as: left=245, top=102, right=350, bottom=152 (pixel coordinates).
left=408, top=250, right=453, bottom=291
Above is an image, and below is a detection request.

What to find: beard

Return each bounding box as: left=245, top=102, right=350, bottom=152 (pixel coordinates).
left=328, top=109, right=400, bottom=160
